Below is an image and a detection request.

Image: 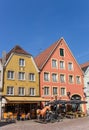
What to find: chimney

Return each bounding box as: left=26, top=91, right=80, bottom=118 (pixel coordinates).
left=2, top=51, right=6, bottom=66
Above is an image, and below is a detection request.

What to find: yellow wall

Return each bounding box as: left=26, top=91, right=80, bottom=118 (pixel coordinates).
left=2, top=54, right=39, bottom=96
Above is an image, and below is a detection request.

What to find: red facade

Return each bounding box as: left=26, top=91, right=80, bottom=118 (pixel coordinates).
left=35, top=38, right=86, bottom=111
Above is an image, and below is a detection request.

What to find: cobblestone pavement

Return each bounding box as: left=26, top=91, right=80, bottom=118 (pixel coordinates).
left=0, top=117, right=89, bottom=130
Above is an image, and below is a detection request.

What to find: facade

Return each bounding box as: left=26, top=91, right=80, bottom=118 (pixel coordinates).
left=35, top=38, right=86, bottom=112
left=1, top=45, right=45, bottom=117
left=80, top=62, right=89, bottom=113
left=0, top=59, right=3, bottom=120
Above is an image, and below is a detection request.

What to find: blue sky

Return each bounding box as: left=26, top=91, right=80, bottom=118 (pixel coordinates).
left=0, top=0, right=89, bottom=64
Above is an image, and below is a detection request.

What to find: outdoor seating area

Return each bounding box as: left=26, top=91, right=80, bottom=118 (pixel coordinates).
left=3, top=112, right=16, bottom=122
left=65, top=111, right=87, bottom=119
left=2, top=99, right=87, bottom=124
left=3, top=112, right=31, bottom=122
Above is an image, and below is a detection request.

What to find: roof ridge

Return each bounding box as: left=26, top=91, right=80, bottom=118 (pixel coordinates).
left=6, top=45, right=31, bottom=61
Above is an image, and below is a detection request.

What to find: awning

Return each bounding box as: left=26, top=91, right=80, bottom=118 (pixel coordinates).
left=5, top=96, right=50, bottom=103
left=46, top=99, right=87, bottom=106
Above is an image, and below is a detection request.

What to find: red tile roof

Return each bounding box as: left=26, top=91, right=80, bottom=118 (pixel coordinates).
left=80, top=61, right=89, bottom=68
left=80, top=61, right=89, bottom=72
left=34, top=38, right=63, bottom=70
left=6, top=45, right=31, bottom=61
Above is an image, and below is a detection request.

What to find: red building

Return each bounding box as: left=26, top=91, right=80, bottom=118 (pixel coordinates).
left=35, top=38, right=86, bottom=111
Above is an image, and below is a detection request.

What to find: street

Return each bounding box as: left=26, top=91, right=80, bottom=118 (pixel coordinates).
left=0, top=116, right=89, bottom=130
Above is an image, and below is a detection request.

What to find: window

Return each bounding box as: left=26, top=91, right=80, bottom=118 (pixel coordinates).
left=53, top=87, right=57, bottom=95
left=0, top=71, right=1, bottom=81
left=68, top=62, right=73, bottom=70
left=19, top=58, right=25, bottom=66
left=60, top=48, right=64, bottom=56
left=18, top=87, right=25, bottom=96
left=44, top=72, right=50, bottom=81
left=29, top=73, right=35, bottom=81
left=60, top=61, right=64, bottom=69
left=30, top=88, right=35, bottom=96
left=60, top=74, right=65, bottom=83
left=44, top=87, right=49, bottom=95
left=69, top=75, right=73, bottom=83
left=76, top=76, right=81, bottom=84
left=52, top=59, right=57, bottom=68
left=7, top=71, right=14, bottom=79
left=18, top=72, right=25, bottom=80
left=60, top=88, right=66, bottom=96
left=7, top=86, right=14, bottom=95
left=87, top=82, right=89, bottom=87
left=52, top=73, right=57, bottom=82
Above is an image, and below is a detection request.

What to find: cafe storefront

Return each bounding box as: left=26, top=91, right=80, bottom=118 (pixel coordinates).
left=2, top=96, right=49, bottom=119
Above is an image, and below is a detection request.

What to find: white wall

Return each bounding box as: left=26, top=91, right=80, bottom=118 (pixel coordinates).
left=0, top=61, right=3, bottom=91
left=84, top=68, right=89, bottom=111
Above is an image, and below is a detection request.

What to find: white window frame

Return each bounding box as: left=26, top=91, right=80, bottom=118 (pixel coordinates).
left=52, top=59, right=57, bottom=68
left=60, top=61, right=65, bottom=69
left=60, top=88, right=66, bottom=96
left=53, top=87, right=58, bottom=95
left=29, top=73, right=35, bottom=81
left=52, top=73, right=57, bottom=82
left=69, top=75, right=74, bottom=83
left=18, top=87, right=25, bottom=96
left=7, top=86, right=14, bottom=95
left=18, top=72, right=25, bottom=80
left=29, top=88, right=35, bottom=96
left=60, top=74, right=65, bottom=83
left=19, top=58, right=25, bottom=66
left=68, top=62, right=73, bottom=70
left=44, top=72, right=50, bottom=81
left=44, top=86, right=49, bottom=96
left=7, top=71, right=14, bottom=80
left=87, top=82, right=89, bottom=87
left=76, top=76, right=81, bottom=84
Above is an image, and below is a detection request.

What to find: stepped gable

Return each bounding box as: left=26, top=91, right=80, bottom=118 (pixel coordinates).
left=80, top=61, right=89, bottom=72
left=6, top=45, right=31, bottom=61
left=34, top=38, right=63, bottom=70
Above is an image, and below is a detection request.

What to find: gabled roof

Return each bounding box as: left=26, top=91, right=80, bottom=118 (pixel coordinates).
left=34, top=38, right=63, bottom=70
left=6, top=45, right=31, bottom=61
left=80, top=61, right=89, bottom=72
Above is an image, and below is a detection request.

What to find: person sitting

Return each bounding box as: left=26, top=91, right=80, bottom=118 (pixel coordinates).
left=25, top=112, right=30, bottom=120
left=20, top=112, right=26, bottom=120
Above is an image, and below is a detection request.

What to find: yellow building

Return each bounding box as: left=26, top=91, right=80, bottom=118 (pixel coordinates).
left=2, top=45, right=46, bottom=117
